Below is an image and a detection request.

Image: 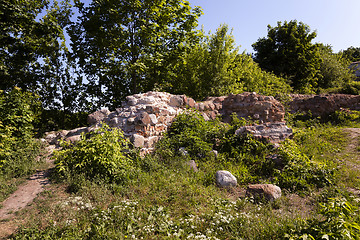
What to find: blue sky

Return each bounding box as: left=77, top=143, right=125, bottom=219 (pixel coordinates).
left=189, top=0, right=360, bottom=53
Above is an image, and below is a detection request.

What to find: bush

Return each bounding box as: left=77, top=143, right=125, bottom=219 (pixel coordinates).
left=274, top=140, right=335, bottom=192
left=329, top=81, right=360, bottom=95
left=284, top=197, right=360, bottom=239
left=155, top=111, right=229, bottom=163
left=0, top=87, right=42, bottom=178
left=54, top=124, right=140, bottom=185
left=35, top=109, right=89, bottom=136
left=328, top=110, right=360, bottom=126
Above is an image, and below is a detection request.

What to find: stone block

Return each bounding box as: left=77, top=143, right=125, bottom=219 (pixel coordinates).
left=87, top=109, right=110, bottom=125
left=187, top=98, right=196, bottom=108
left=169, top=95, right=184, bottom=107
left=65, top=135, right=82, bottom=143
left=131, top=134, right=145, bottom=148
left=149, top=114, right=158, bottom=125
left=139, top=96, right=156, bottom=104
left=147, top=136, right=159, bottom=148
left=235, top=122, right=292, bottom=143
left=126, top=96, right=138, bottom=105
left=136, top=112, right=151, bottom=125
left=187, top=160, right=198, bottom=172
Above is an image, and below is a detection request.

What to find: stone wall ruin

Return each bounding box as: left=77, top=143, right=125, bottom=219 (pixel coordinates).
left=287, top=94, right=360, bottom=117
left=44, top=91, right=291, bottom=153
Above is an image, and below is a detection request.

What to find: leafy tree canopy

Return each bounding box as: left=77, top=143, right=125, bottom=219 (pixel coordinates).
left=0, top=0, right=68, bottom=91
left=163, top=25, right=291, bottom=100
left=252, top=20, right=322, bottom=93
left=317, top=44, right=355, bottom=90
left=69, top=0, right=203, bottom=109
left=342, top=46, right=360, bottom=62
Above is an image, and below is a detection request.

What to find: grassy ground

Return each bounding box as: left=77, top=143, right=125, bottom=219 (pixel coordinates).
left=2, top=116, right=360, bottom=239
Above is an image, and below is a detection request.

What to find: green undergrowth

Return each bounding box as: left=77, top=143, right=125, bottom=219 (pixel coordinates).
left=8, top=111, right=360, bottom=239
left=53, top=124, right=142, bottom=188
left=0, top=88, right=44, bottom=202
left=154, top=111, right=336, bottom=192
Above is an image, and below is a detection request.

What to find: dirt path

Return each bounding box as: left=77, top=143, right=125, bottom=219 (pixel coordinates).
left=343, top=128, right=360, bottom=148
left=342, top=128, right=360, bottom=196
left=343, top=128, right=360, bottom=163
left=0, top=171, right=51, bottom=219
left=0, top=145, right=55, bottom=239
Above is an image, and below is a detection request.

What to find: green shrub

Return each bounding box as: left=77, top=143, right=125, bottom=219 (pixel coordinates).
left=0, top=88, right=42, bottom=178
left=35, top=109, right=89, bottom=136
left=328, top=81, right=360, bottom=95
left=155, top=111, right=229, bottom=162
left=285, top=111, right=321, bottom=128
left=284, top=197, right=360, bottom=239
left=54, top=124, right=140, bottom=185
left=328, top=110, right=360, bottom=126
left=274, top=140, right=335, bottom=192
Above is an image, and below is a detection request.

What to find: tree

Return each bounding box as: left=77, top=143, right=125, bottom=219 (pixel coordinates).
left=69, top=0, right=202, bottom=109
left=0, top=0, right=66, bottom=91
left=342, top=46, right=360, bottom=62
left=166, top=25, right=242, bottom=100
left=317, top=44, right=355, bottom=90
left=162, top=25, right=291, bottom=100
left=1, top=0, right=91, bottom=129
left=252, top=20, right=322, bottom=93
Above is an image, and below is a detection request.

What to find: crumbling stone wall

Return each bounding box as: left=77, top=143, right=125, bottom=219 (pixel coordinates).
left=221, top=92, right=285, bottom=123
left=45, top=91, right=290, bottom=153
left=87, top=91, right=287, bottom=153
left=287, top=94, right=360, bottom=117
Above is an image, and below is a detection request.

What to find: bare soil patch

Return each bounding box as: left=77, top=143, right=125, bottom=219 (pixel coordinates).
left=0, top=146, right=55, bottom=239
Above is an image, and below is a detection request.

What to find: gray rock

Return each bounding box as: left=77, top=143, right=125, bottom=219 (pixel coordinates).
left=201, top=112, right=210, bottom=121
left=127, top=117, right=136, bottom=125
left=126, top=96, right=138, bottom=106
left=146, top=136, right=159, bottom=148
left=87, top=109, right=110, bottom=125
left=215, top=170, right=237, bottom=188
left=246, top=184, right=281, bottom=201
left=65, top=135, right=82, bottom=143
left=66, top=127, right=88, bottom=137
left=212, top=150, right=218, bottom=158
left=139, top=96, right=156, bottom=104
left=109, top=117, right=119, bottom=127
left=187, top=160, right=198, bottom=172
left=44, top=130, right=70, bottom=145
left=136, top=112, right=151, bottom=126
left=44, top=132, right=58, bottom=145
left=131, top=134, right=145, bottom=148
left=169, top=95, right=184, bottom=107
left=149, top=114, right=158, bottom=125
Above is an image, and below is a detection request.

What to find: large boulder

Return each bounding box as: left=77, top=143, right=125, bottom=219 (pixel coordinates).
left=215, top=170, right=237, bottom=188
left=187, top=160, right=198, bottom=172
left=43, top=130, right=69, bottom=145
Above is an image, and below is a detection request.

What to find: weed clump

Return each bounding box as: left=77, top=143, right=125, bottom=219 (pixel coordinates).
left=53, top=124, right=141, bottom=187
